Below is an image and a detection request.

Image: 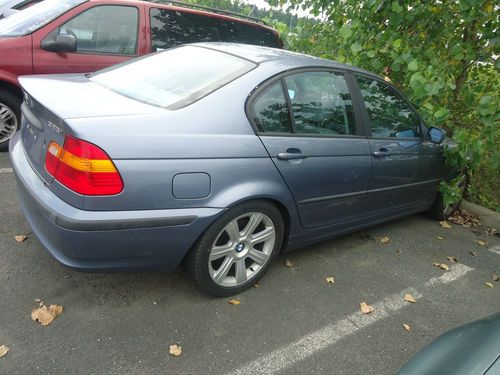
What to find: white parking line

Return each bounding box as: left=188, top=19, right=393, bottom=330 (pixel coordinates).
left=0, top=167, right=13, bottom=174
left=229, top=264, right=473, bottom=375
left=489, top=245, right=500, bottom=255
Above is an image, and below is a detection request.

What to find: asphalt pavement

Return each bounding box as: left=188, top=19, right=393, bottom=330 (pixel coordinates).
left=0, top=151, right=499, bottom=374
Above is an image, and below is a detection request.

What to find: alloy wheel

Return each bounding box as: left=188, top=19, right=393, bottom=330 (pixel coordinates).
left=0, top=102, right=18, bottom=144
left=208, top=212, right=276, bottom=287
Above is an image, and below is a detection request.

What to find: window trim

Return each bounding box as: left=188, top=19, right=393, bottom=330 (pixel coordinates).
left=41, top=4, right=140, bottom=57
left=352, top=72, right=426, bottom=140
left=246, top=67, right=365, bottom=139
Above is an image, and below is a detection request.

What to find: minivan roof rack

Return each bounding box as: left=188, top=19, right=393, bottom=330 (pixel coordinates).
left=145, top=0, right=269, bottom=26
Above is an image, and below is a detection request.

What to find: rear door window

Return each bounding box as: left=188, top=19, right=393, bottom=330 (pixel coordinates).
left=284, top=71, right=356, bottom=136
left=149, top=8, right=280, bottom=52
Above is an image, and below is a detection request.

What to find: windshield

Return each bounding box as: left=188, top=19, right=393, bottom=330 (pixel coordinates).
left=90, top=46, right=257, bottom=110
left=0, top=0, right=85, bottom=36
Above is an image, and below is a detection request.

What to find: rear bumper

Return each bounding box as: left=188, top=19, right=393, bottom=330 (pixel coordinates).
left=9, top=132, right=223, bottom=271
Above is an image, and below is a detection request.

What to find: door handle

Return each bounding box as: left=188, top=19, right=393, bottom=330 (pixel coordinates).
left=373, top=148, right=391, bottom=158
left=277, top=151, right=307, bottom=160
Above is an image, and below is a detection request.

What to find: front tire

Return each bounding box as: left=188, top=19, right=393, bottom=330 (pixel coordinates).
left=428, top=172, right=469, bottom=221
left=186, top=200, right=284, bottom=297
left=0, top=89, right=21, bottom=152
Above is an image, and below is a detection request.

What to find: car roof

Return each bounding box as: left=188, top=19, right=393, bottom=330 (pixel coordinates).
left=194, top=42, right=381, bottom=79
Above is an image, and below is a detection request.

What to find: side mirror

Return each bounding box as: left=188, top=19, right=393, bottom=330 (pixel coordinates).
left=41, top=34, right=77, bottom=53
left=428, top=127, right=446, bottom=144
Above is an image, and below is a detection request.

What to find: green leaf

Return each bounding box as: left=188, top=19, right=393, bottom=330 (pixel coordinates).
left=393, top=39, right=402, bottom=49
left=351, top=43, right=362, bottom=54
left=367, top=50, right=375, bottom=58
left=434, top=107, right=450, bottom=120
left=339, top=24, right=353, bottom=39
left=392, top=2, right=403, bottom=13
left=407, top=59, right=419, bottom=72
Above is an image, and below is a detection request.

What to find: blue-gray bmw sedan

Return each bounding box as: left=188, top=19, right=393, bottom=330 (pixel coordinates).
left=10, top=43, right=463, bottom=296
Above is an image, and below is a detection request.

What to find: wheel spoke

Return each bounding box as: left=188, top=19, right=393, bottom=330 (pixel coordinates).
left=250, top=226, right=275, bottom=245
left=224, top=219, right=240, bottom=242
left=235, top=259, right=247, bottom=283
left=241, top=213, right=263, bottom=239
left=213, top=256, right=233, bottom=283
left=209, top=243, right=234, bottom=261
left=247, top=248, right=269, bottom=265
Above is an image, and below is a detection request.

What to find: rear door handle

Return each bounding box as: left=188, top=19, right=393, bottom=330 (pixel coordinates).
left=277, top=149, right=307, bottom=160
left=373, top=148, right=391, bottom=158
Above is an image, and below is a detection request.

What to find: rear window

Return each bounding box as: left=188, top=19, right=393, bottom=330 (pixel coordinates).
left=90, top=45, right=256, bottom=110
left=150, top=8, right=281, bottom=51
left=0, top=0, right=85, bottom=36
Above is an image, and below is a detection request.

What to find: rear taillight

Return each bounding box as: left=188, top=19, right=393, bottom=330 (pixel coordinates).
left=45, top=135, right=123, bottom=195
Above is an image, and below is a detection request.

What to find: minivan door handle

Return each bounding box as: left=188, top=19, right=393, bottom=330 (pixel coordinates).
left=373, top=148, right=391, bottom=158
left=277, top=148, right=307, bottom=161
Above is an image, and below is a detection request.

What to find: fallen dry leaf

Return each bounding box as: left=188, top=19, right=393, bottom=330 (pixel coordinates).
left=31, top=306, right=55, bottom=326
left=396, top=249, right=402, bottom=254
left=449, top=209, right=482, bottom=228
left=253, top=283, right=260, bottom=288
left=325, top=276, right=335, bottom=284
left=404, top=294, right=416, bottom=303
left=492, top=274, right=499, bottom=282
left=384, top=76, right=391, bottom=82
left=360, top=302, right=374, bottom=314
left=0, top=345, right=9, bottom=358
left=379, top=236, right=390, bottom=244
left=484, top=282, right=494, bottom=288
left=48, top=304, right=63, bottom=317
left=228, top=299, right=240, bottom=305
left=446, top=256, right=458, bottom=263
left=469, top=251, right=477, bottom=257
left=285, top=259, right=293, bottom=268
left=169, top=344, right=182, bottom=357
left=475, top=239, right=486, bottom=246
left=403, top=323, right=411, bottom=332
left=14, top=235, right=27, bottom=243
left=486, top=228, right=498, bottom=236
left=439, top=263, right=450, bottom=271
left=437, top=236, right=444, bottom=240
left=31, top=302, right=63, bottom=326
left=433, top=262, right=441, bottom=267
left=439, top=221, right=452, bottom=229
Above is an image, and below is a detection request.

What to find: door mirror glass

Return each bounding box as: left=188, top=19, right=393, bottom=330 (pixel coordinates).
left=41, top=34, right=77, bottom=53
left=428, top=127, right=446, bottom=144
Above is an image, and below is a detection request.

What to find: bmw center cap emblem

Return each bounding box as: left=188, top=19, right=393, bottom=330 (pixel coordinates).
left=235, top=243, right=245, bottom=252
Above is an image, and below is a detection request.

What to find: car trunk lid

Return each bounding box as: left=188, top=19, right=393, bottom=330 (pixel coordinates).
left=18, top=74, right=165, bottom=184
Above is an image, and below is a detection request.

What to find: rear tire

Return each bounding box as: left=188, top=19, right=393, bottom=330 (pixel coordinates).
left=0, top=89, right=21, bottom=152
left=185, top=200, right=284, bottom=297
left=428, top=172, right=469, bottom=221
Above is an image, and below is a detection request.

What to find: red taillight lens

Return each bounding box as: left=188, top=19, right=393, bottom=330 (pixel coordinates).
left=45, top=135, right=123, bottom=195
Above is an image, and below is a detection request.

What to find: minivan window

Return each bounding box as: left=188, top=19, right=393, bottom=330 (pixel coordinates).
left=149, top=8, right=280, bottom=52
left=44, top=5, right=138, bottom=55
left=90, top=46, right=256, bottom=110
left=0, top=0, right=85, bottom=36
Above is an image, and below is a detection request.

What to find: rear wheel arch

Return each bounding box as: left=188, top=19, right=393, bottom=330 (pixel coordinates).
left=0, top=80, right=23, bottom=102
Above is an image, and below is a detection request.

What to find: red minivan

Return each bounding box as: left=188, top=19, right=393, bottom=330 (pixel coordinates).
left=0, top=0, right=283, bottom=149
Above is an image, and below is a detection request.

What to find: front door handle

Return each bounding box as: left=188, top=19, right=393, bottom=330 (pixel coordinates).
left=277, top=148, right=307, bottom=161
left=373, top=148, right=391, bottom=158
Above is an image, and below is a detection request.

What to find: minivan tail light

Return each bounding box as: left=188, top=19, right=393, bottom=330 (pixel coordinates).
left=45, top=135, right=123, bottom=195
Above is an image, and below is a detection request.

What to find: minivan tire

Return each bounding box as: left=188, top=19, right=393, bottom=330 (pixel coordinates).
left=0, top=89, right=20, bottom=152
left=185, top=200, right=284, bottom=297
